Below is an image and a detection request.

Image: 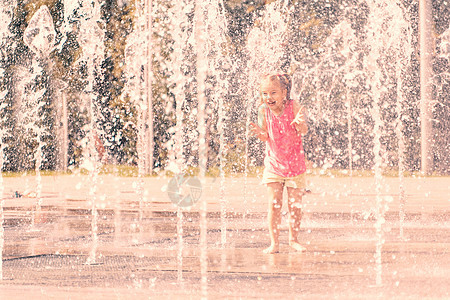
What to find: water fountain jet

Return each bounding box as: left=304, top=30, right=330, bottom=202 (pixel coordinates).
left=23, top=5, right=56, bottom=227
left=76, top=0, right=105, bottom=265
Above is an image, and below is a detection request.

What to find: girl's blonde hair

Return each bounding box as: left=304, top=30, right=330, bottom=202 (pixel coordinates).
left=260, top=72, right=292, bottom=101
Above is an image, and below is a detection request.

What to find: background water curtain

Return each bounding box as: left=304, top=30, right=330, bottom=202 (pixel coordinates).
left=0, top=0, right=448, bottom=296
left=0, top=0, right=448, bottom=174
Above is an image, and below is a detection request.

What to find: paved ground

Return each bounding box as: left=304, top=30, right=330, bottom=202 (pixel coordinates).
left=0, top=174, right=449, bottom=299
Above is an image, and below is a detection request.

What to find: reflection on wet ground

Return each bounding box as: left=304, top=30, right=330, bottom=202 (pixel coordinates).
left=1, top=175, right=449, bottom=299
left=1, top=197, right=449, bottom=299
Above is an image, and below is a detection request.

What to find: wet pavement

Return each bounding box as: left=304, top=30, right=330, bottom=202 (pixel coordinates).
left=0, top=174, right=449, bottom=299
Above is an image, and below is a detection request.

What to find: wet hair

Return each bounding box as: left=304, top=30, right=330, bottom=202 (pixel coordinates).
left=260, top=73, right=292, bottom=101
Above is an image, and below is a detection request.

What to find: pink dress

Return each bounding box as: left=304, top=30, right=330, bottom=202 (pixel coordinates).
left=264, top=100, right=306, bottom=177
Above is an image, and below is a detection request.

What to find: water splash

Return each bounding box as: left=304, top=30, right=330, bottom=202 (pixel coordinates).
left=0, top=0, right=14, bottom=279
left=395, top=13, right=413, bottom=241
left=204, top=0, right=231, bottom=247
left=194, top=1, right=208, bottom=296
left=165, top=0, right=232, bottom=290
left=432, top=27, right=450, bottom=174
left=23, top=5, right=56, bottom=58
left=291, top=0, right=412, bottom=286
left=167, top=0, right=191, bottom=175
left=364, top=0, right=412, bottom=285
left=167, top=0, right=192, bottom=282
left=16, top=62, right=47, bottom=226
left=246, top=1, right=290, bottom=75
left=21, top=6, right=57, bottom=227
left=76, top=0, right=106, bottom=265
left=124, top=0, right=152, bottom=233
left=0, top=106, right=5, bottom=281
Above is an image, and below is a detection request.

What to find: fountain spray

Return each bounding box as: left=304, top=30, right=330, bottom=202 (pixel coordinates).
left=0, top=97, right=6, bottom=282
left=22, top=5, right=56, bottom=226
left=204, top=0, right=231, bottom=247
left=77, top=0, right=105, bottom=264
left=167, top=0, right=191, bottom=282
left=364, top=0, right=412, bottom=286
left=194, top=0, right=208, bottom=296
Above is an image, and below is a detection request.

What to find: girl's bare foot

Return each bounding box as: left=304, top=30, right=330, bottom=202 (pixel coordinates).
left=289, top=241, right=306, bottom=252
left=263, top=244, right=279, bottom=254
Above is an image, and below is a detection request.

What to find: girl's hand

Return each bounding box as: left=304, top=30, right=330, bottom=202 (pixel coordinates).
left=250, top=122, right=268, bottom=141
left=290, top=107, right=308, bottom=135
left=290, top=110, right=305, bottom=126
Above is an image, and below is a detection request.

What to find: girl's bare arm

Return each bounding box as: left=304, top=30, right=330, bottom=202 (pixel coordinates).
left=291, top=100, right=308, bottom=135
left=250, top=105, right=269, bottom=141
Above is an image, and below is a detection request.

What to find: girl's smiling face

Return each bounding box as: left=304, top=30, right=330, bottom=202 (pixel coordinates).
left=260, top=78, right=287, bottom=115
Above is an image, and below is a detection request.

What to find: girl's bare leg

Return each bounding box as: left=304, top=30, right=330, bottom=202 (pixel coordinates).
left=287, top=187, right=306, bottom=252
left=264, top=182, right=284, bottom=254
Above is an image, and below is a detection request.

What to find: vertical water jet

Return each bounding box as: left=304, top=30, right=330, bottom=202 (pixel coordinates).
left=77, top=0, right=105, bottom=264
left=194, top=0, right=208, bottom=296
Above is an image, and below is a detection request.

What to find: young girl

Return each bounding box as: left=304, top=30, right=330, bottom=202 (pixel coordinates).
left=250, top=73, right=308, bottom=254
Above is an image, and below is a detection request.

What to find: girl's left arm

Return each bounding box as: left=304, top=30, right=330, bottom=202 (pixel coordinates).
left=291, top=100, right=308, bottom=135
left=250, top=104, right=269, bottom=141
